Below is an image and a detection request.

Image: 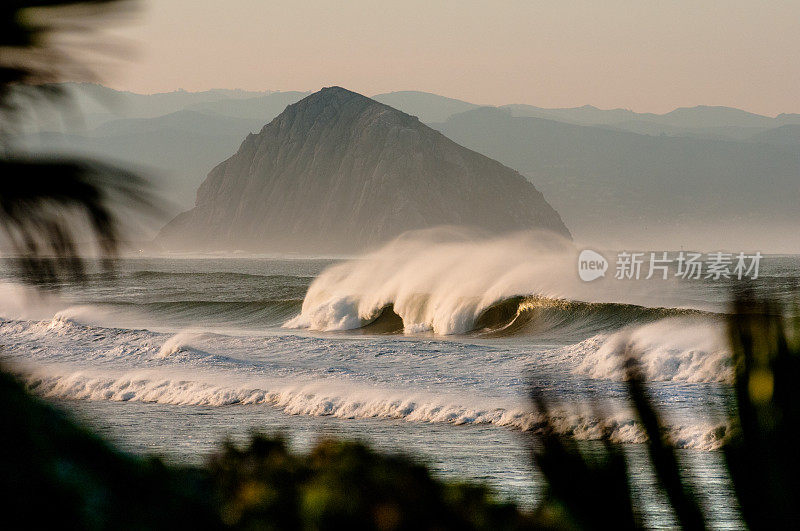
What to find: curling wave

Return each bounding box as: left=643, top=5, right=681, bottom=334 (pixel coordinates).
left=284, top=229, right=716, bottom=337
left=473, top=296, right=705, bottom=338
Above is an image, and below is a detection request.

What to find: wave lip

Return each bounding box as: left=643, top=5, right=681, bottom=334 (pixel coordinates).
left=287, top=289, right=713, bottom=341
left=283, top=229, right=719, bottom=337
left=473, top=296, right=708, bottom=339
left=284, top=229, right=577, bottom=335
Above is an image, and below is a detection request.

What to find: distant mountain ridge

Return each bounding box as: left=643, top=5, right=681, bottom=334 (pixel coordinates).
left=185, top=91, right=311, bottom=120
left=501, top=103, right=785, bottom=127
left=156, top=87, right=571, bottom=252
left=18, top=83, right=800, bottom=133
left=434, top=107, right=799, bottom=251
left=14, top=83, right=800, bottom=250
left=372, top=91, right=479, bottom=123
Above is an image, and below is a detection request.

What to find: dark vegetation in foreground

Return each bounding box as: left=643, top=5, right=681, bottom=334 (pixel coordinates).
left=1, top=295, right=798, bottom=530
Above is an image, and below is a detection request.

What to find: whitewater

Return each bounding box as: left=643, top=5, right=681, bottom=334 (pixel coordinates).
left=1, top=229, right=796, bottom=526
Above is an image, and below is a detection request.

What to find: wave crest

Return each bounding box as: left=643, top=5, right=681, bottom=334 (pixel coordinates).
left=286, top=229, right=573, bottom=335
left=17, top=368, right=727, bottom=450
left=284, top=229, right=715, bottom=337
left=570, top=317, right=732, bottom=383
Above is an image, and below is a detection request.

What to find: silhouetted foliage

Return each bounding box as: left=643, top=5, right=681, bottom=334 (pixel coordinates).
left=0, top=156, right=154, bottom=283
left=724, top=294, right=800, bottom=528
left=1, top=0, right=150, bottom=285
left=530, top=294, right=799, bottom=529
left=210, top=435, right=530, bottom=530
left=530, top=390, right=641, bottom=529
left=0, top=1, right=133, bottom=109
left=623, top=357, right=706, bottom=530
left=0, top=368, right=219, bottom=530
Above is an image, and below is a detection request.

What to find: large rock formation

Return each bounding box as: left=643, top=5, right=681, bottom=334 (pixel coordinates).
left=157, top=87, right=570, bottom=252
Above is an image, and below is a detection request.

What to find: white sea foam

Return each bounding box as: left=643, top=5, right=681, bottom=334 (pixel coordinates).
left=571, top=317, right=732, bottom=383
left=0, top=248, right=736, bottom=456
left=15, top=366, right=727, bottom=450
left=156, top=331, right=216, bottom=358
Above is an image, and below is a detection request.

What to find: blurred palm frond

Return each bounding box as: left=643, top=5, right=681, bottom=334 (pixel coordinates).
left=532, top=293, right=799, bottom=529
left=530, top=390, right=641, bottom=530
left=0, top=156, right=155, bottom=283
left=724, top=294, right=800, bottom=528
left=1, top=0, right=136, bottom=119
left=1, top=0, right=149, bottom=285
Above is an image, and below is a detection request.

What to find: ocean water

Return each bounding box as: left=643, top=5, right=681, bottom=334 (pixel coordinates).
left=1, top=232, right=797, bottom=528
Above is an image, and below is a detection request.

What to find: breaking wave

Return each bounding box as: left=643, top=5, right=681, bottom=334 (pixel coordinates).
left=346, top=295, right=707, bottom=340
left=15, top=367, right=728, bottom=450
left=284, top=229, right=714, bottom=337
left=569, top=317, right=732, bottom=383
left=473, top=296, right=705, bottom=338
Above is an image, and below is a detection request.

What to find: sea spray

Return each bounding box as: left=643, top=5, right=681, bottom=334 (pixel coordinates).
left=571, top=317, right=732, bottom=383
left=287, top=229, right=577, bottom=334
left=285, top=228, right=716, bottom=335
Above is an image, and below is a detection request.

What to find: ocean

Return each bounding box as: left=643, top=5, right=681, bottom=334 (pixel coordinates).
left=1, top=231, right=797, bottom=528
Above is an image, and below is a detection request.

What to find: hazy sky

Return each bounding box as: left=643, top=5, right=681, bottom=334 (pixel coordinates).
left=100, top=0, right=799, bottom=116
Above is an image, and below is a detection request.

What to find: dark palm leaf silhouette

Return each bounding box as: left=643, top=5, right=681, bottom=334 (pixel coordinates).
left=530, top=389, right=642, bottom=529
left=0, top=156, right=153, bottom=283
left=724, top=294, right=800, bottom=528
left=531, top=294, right=799, bottom=529
left=1, top=0, right=148, bottom=284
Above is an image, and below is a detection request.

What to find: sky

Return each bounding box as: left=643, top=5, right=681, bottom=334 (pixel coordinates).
left=94, top=0, right=799, bottom=116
